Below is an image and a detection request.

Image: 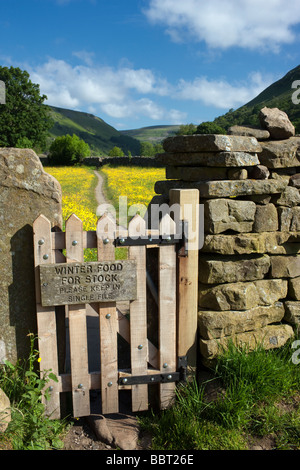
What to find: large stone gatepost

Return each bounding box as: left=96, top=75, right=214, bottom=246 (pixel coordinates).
left=0, top=148, right=62, bottom=363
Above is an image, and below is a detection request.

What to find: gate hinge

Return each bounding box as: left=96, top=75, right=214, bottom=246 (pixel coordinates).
left=119, top=372, right=180, bottom=386
left=118, top=356, right=188, bottom=386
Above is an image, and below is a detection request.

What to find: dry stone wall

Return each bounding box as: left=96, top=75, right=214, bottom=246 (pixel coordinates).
left=155, top=109, right=299, bottom=365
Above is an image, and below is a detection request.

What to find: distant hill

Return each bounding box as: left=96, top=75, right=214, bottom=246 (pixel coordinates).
left=212, top=64, right=300, bottom=132
left=47, top=106, right=141, bottom=155
left=121, top=125, right=180, bottom=143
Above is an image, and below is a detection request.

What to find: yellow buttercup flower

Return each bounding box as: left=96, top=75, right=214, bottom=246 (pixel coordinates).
left=100, top=165, right=165, bottom=215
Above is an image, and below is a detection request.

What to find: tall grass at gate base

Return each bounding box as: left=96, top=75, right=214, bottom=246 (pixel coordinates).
left=139, top=338, right=300, bottom=450
left=0, top=334, right=69, bottom=450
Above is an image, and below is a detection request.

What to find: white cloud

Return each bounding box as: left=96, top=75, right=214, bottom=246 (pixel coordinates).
left=176, top=72, right=274, bottom=109
left=28, top=57, right=274, bottom=125
left=28, top=58, right=182, bottom=122
left=144, top=0, right=300, bottom=50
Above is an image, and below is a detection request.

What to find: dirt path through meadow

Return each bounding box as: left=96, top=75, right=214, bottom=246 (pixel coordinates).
left=94, top=170, right=107, bottom=206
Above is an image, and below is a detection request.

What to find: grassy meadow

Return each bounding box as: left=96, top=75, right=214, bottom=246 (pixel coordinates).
left=100, top=165, right=165, bottom=218
left=45, top=164, right=165, bottom=225
left=45, top=166, right=99, bottom=231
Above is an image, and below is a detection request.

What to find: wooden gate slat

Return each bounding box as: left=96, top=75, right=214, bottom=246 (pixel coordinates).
left=169, top=189, right=199, bottom=378
left=97, top=214, right=119, bottom=414
left=65, top=214, right=90, bottom=417
left=158, top=213, right=177, bottom=409
left=33, top=215, right=60, bottom=419
left=117, top=309, right=158, bottom=369
left=128, top=215, right=149, bottom=412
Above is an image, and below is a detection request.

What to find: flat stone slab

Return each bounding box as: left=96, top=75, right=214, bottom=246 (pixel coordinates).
left=279, top=207, right=300, bottom=231
left=199, top=254, right=270, bottom=284
left=156, top=151, right=260, bottom=167
left=202, top=231, right=300, bottom=255
left=155, top=179, right=287, bottom=198
left=162, top=134, right=262, bottom=153
left=259, top=137, right=300, bottom=168
left=200, top=324, right=294, bottom=361
left=198, top=302, right=285, bottom=340
left=284, top=301, right=300, bottom=325
left=228, top=125, right=270, bottom=140
left=204, top=198, right=256, bottom=234
left=288, top=277, right=300, bottom=300
left=270, top=255, right=300, bottom=278
left=199, top=279, right=288, bottom=311
left=166, top=165, right=250, bottom=181
left=166, top=166, right=228, bottom=181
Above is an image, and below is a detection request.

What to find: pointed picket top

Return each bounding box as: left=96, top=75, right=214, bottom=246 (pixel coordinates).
left=65, top=213, right=83, bottom=263
left=128, top=214, right=146, bottom=238
left=33, top=213, right=51, bottom=231
left=33, top=214, right=54, bottom=304
left=65, top=213, right=83, bottom=227
left=97, top=213, right=116, bottom=240
left=33, top=214, right=53, bottom=264
left=159, top=212, right=176, bottom=237
left=97, top=213, right=116, bottom=260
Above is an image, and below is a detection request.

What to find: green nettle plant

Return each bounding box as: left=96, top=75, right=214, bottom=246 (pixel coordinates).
left=0, top=334, right=68, bottom=450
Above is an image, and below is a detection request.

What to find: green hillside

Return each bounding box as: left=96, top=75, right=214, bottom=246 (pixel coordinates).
left=212, top=64, right=300, bottom=132
left=47, top=106, right=141, bottom=155
left=121, top=125, right=180, bottom=143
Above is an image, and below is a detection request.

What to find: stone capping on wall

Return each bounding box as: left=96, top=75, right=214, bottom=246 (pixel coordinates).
left=154, top=111, right=300, bottom=366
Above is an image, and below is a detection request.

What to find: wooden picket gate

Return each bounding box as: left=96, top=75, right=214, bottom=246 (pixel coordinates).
left=33, top=189, right=199, bottom=419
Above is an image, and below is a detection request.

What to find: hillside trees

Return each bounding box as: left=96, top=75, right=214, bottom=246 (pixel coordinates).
left=108, top=146, right=124, bottom=157
left=48, top=134, right=91, bottom=165
left=176, top=123, right=197, bottom=135
left=195, top=121, right=226, bottom=135
left=140, top=141, right=163, bottom=156
left=0, top=66, right=53, bottom=149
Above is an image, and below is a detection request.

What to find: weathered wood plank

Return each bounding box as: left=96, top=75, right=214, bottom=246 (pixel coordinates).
left=117, top=309, right=158, bottom=369
left=169, top=189, right=199, bottom=378
left=158, top=213, right=177, bottom=409
left=128, top=215, right=149, bottom=412
left=97, top=214, right=119, bottom=414
left=66, top=214, right=90, bottom=417
left=33, top=215, right=60, bottom=419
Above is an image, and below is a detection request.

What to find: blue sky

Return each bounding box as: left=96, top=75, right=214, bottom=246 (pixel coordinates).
left=1, top=0, right=300, bottom=130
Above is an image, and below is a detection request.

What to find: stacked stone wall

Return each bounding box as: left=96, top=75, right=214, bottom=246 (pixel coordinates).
left=155, top=116, right=300, bottom=365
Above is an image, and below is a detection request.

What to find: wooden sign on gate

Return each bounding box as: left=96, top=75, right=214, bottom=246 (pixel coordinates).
left=39, top=260, right=137, bottom=307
